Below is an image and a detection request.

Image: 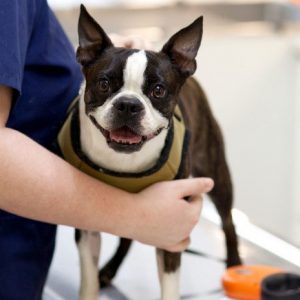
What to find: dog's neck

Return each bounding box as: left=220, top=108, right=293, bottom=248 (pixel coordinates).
left=79, top=91, right=169, bottom=174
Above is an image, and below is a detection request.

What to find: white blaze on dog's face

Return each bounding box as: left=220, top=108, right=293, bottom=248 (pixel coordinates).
left=76, top=5, right=203, bottom=172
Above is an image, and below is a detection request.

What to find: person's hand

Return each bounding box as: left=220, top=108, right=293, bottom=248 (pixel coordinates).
left=109, top=33, right=153, bottom=50
left=129, top=178, right=214, bottom=252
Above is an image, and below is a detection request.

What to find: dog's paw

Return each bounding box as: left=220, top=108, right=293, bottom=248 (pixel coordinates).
left=98, top=265, right=116, bottom=288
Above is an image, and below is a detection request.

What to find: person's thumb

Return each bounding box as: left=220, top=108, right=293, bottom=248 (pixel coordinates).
left=164, top=237, right=191, bottom=253
left=175, top=178, right=214, bottom=198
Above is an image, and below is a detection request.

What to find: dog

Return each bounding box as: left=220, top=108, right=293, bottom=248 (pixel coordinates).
left=57, top=5, right=241, bottom=300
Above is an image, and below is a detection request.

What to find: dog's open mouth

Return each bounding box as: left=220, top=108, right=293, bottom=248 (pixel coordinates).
left=109, top=127, right=142, bottom=145
left=90, top=116, right=163, bottom=152
left=104, top=126, right=162, bottom=145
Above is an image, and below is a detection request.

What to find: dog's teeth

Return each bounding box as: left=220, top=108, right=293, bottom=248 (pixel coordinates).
left=109, top=128, right=142, bottom=145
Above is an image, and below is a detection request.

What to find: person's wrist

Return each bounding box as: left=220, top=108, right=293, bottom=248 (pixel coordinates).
left=123, top=192, right=145, bottom=241
left=107, top=190, right=140, bottom=241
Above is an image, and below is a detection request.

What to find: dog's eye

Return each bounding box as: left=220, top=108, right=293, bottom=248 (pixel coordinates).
left=99, top=79, right=110, bottom=93
left=152, top=85, right=166, bottom=99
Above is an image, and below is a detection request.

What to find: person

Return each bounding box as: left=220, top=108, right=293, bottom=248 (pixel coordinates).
left=0, top=1, right=214, bottom=299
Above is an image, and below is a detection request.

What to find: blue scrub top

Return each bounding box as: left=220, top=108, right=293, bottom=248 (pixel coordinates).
left=0, top=0, right=83, bottom=149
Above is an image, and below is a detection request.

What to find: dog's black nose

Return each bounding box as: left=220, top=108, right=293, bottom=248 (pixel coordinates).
left=113, top=97, right=144, bottom=116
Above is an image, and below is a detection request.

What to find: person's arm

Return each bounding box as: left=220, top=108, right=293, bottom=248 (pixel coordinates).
left=0, top=85, right=213, bottom=252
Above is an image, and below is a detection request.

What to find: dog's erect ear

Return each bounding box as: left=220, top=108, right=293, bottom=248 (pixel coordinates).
left=161, top=17, right=203, bottom=77
left=76, top=4, right=113, bottom=66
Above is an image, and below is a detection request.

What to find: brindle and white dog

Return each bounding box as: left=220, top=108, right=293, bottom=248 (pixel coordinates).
left=70, top=5, right=241, bottom=300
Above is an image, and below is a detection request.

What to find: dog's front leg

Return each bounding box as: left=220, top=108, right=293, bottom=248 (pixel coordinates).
left=76, top=230, right=101, bottom=300
left=156, top=249, right=181, bottom=300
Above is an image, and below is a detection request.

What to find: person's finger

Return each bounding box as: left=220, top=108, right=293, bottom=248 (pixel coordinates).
left=124, top=40, right=133, bottom=48
left=174, top=178, right=214, bottom=198
left=165, top=237, right=191, bottom=253
left=128, top=36, right=142, bottom=49
left=128, top=36, right=153, bottom=50
left=188, top=194, right=204, bottom=209
left=109, top=33, right=154, bottom=50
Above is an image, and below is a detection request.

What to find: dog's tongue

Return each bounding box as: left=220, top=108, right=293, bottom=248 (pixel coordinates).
left=109, top=127, right=142, bottom=144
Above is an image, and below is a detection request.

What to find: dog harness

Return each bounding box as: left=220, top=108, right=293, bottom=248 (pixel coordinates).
left=57, top=99, right=190, bottom=193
